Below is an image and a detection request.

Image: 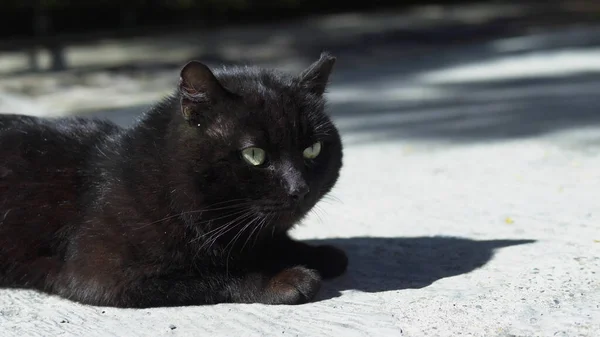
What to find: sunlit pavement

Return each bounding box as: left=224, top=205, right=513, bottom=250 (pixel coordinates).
left=1, top=3, right=599, bottom=336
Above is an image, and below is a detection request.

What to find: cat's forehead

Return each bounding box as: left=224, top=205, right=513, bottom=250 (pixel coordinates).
left=218, top=69, right=309, bottom=116
left=242, top=90, right=310, bottom=146
left=215, top=67, right=292, bottom=91
left=211, top=67, right=327, bottom=145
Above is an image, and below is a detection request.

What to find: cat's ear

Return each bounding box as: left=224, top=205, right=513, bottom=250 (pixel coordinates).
left=298, top=52, right=336, bottom=95
left=178, top=60, right=227, bottom=125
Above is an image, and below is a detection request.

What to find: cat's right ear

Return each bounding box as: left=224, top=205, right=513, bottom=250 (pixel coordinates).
left=298, top=52, right=336, bottom=96
left=178, top=61, right=227, bottom=126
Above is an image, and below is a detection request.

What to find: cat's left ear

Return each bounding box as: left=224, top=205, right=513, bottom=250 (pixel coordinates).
left=298, top=52, right=336, bottom=95
left=179, top=60, right=228, bottom=125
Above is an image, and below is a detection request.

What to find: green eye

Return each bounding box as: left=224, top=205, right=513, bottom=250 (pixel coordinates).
left=303, top=141, right=322, bottom=159
left=241, top=147, right=266, bottom=166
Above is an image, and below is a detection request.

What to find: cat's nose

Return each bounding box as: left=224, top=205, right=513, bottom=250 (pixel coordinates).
left=289, top=183, right=310, bottom=202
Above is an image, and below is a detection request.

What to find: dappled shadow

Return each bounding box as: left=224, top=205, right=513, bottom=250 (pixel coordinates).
left=3, top=1, right=599, bottom=78
left=330, top=72, right=600, bottom=144
left=80, top=69, right=600, bottom=145
left=84, top=104, right=153, bottom=127
left=68, top=11, right=600, bottom=146
left=303, top=236, right=535, bottom=300
left=3, top=2, right=600, bottom=145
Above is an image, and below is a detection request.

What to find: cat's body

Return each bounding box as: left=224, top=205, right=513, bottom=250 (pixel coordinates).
left=0, top=53, right=347, bottom=308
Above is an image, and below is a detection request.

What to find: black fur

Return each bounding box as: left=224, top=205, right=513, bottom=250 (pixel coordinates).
left=0, top=53, right=347, bottom=308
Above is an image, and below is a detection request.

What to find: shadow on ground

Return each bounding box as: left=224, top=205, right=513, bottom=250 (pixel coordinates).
left=304, top=236, right=535, bottom=301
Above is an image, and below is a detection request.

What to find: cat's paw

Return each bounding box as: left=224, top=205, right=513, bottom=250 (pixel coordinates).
left=312, top=245, right=348, bottom=279
left=266, top=266, right=321, bottom=305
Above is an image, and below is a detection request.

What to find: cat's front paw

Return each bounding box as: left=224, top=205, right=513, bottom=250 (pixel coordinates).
left=312, top=245, right=348, bottom=279
left=266, top=266, right=321, bottom=305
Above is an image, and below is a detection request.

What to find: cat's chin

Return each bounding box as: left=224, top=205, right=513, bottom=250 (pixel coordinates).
left=255, top=209, right=296, bottom=221
left=253, top=205, right=309, bottom=231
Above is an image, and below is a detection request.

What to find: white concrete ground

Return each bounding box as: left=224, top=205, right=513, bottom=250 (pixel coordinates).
left=1, top=4, right=599, bottom=336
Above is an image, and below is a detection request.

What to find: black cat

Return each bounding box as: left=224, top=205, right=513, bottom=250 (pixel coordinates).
left=0, top=53, right=347, bottom=308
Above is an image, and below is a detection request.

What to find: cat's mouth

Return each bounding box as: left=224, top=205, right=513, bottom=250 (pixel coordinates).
left=253, top=202, right=302, bottom=217
left=254, top=205, right=294, bottom=214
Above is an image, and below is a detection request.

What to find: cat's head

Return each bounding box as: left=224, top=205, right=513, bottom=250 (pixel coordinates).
left=171, top=53, right=342, bottom=233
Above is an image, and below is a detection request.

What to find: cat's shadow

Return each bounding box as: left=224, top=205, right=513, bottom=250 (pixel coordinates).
left=304, top=236, right=535, bottom=301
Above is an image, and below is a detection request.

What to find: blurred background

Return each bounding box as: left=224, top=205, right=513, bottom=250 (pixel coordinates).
left=2, top=3, right=600, bottom=332
left=2, top=4, right=599, bottom=335
left=1, top=0, right=600, bottom=146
